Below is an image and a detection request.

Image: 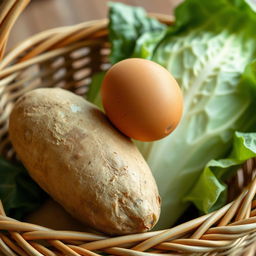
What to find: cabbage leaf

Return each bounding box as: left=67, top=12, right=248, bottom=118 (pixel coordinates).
left=185, top=132, right=256, bottom=213
left=0, top=157, right=46, bottom=219
left=105, top=0, right=256, bottom=229
left=108, top=2, right=166, bottom=64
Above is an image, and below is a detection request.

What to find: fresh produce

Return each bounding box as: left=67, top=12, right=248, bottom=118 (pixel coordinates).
left=88, top=0, right=256, bottom=229
left=108, top=3, right=166, bottom=64
left=101, top=58, right=183, bottom=141
left=185, top=132, right=256, bottom=213
left=0, top=157, right=46, bottom=219
left=8, top=88, right=160, bottom=235
left=26, top=199, right=89, bottom=231
left=2, top=0, right=256, bottom=234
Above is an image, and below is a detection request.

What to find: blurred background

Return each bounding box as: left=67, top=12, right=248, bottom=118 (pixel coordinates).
left=8, top=0, right=182, bottom=49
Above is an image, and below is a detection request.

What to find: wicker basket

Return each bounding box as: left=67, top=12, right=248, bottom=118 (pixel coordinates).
left=0, top=1, right=256, bottom=256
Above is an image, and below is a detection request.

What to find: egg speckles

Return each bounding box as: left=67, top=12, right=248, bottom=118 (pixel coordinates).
left=101, top=58, right=183, bottom=141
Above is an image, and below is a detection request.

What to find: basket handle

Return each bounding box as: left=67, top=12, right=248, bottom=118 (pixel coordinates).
left=0, top=0, right=30, bottom=61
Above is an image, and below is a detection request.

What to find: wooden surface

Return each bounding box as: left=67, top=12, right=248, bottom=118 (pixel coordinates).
left=7, top=0, right=182, bottom=50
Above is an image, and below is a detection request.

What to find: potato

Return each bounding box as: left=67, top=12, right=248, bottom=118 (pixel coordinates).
left=9, top=88, right=160, bottom=234
left=25, top=199, right=89, bottom=232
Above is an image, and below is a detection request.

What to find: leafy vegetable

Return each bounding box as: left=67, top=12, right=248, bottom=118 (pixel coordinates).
left=185, top=132, right=256, bottom=213
left=88, top=0, right=256, bottom=229
left=87, top=72, right=105, bottom=111
left=108, top=2, right=166, bottom=63
left=0, top=157, right=47, bottom=219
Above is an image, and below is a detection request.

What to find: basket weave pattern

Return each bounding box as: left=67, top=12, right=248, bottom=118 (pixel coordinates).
left=0, top=16, right=256, bottom=256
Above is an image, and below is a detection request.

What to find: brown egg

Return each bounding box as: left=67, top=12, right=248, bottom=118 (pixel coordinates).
left=101, top=58, right=183, bottom=141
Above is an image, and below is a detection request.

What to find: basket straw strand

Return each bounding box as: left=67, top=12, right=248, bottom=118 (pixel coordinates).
left=0, top=0, right=30, bottom=61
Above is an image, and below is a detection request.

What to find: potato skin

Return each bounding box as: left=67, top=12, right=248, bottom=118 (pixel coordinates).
left=9, top=88, right=160, bottom=234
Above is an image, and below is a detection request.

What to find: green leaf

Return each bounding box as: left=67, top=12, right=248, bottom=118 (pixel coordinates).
left=107, top=0, right=256, bottom=229
left=136, top=1, right=256, bottom=228
left=132, top=30, right=166, bottom=59
left=0, top=157, right=47, bottom=219
left=108, top=2, right=166, bottom=63
left=230, top=131, right=256, bottom=160
left=184, top=167, right=226, bottom=213
left=185, top=132, right=256, bottom=213
left=86, top=71, right=105, bottom=110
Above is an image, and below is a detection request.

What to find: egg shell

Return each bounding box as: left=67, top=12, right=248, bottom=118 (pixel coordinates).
left=101, top=58, right=183, bottom=141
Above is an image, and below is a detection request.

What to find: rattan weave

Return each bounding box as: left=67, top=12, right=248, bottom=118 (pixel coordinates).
left=0, top=1, right=255, bottom=255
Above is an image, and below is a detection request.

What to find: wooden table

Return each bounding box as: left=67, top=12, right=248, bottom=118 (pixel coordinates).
left=7, top=0, right=182, bottom=50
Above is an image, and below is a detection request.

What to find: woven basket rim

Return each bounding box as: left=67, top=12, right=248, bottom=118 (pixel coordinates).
left=0, top=13, right=174, bottom=76
left=0, top=11, right=256, bottom=256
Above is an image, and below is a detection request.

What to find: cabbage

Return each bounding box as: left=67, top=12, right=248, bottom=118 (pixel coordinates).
left=0, top=157, right=46, bottom=219
left=108, top=2, right=166, bottom=64
left=185, top=131, right=256, bottom=214
left=96, top=0, right=256, bottom=229
left=139, top=1, right=256, bottom=229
